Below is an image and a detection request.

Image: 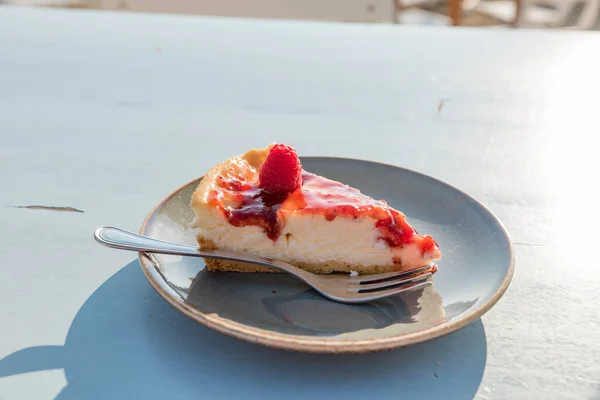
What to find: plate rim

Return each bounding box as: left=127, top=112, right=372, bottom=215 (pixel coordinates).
left=137, top=156, right=515, bottom=353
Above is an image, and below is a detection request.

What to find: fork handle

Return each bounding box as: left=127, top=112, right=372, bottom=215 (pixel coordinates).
left=95, top=226, right=203, bottom=256
left=94, top=226, right=314, bottom=281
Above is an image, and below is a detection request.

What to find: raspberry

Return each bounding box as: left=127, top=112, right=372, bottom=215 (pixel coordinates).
left=259, top=144, right=303, bottom=192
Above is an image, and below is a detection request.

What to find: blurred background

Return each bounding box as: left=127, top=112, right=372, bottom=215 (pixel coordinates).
left=2, top=0, right=599, bottom=30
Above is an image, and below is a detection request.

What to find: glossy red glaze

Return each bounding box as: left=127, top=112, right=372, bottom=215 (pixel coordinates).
left=209, top=171, right=432, bottom=252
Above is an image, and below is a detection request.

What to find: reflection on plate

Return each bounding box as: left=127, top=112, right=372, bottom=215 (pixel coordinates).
left=139, top=157, right=513, bottom=353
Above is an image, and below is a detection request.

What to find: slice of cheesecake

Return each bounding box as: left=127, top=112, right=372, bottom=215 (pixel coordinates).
left=190, top=144, right=441, bottom=274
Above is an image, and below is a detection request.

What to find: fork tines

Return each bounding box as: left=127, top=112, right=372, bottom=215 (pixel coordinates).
left=347, top=265, right=435, bottom=294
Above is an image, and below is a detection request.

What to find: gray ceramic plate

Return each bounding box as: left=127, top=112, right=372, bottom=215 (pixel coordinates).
left=139, top=157, right=514, bottom=353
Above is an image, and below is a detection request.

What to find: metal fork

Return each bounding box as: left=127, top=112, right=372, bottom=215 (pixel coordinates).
left=94, top=226, right=435, bottom=304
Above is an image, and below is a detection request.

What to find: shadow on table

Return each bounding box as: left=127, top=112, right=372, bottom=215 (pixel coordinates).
left=0, top=260, right=488, bottom=400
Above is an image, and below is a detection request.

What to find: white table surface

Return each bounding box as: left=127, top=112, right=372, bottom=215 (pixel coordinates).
left=1, top=6, right=599, bottom=400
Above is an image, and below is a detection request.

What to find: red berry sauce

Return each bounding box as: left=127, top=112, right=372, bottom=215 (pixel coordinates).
left=209, top=171, right=439, bottom=256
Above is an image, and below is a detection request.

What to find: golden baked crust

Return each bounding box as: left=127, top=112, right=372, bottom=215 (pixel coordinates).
left=198, top=236, right=403, bottom=275
left=190, top=146, right=271, bottom=215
